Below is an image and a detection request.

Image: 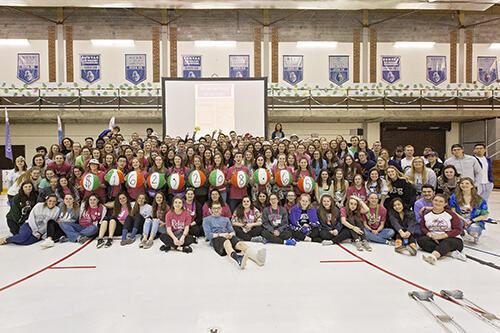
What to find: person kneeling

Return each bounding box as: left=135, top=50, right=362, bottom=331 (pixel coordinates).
left=203, top=202, right=266, bottom=269
left=417, top=194, right=466, bottom=265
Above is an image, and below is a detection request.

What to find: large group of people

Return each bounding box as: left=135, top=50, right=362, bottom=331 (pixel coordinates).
left=1, top=123, right=494, bottom=268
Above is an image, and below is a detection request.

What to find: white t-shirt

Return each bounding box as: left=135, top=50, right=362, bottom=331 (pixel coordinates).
left=477, top=156, right=489, bottom=184
left=400, top=157, right=414, bottom=173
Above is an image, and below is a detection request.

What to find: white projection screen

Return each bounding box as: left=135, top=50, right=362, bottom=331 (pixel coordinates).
left=162, top=78, right=267, bottom=138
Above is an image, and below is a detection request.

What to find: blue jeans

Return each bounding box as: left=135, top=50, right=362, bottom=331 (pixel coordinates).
left=6, top=223, right=39, bottom=245
left=60, top=223, right=98, bottom=242
left=461, top=221, right=484, bottom=238
left=364, top=228, right=395, bottom=244
left=143, top=218, right=161, bottom=237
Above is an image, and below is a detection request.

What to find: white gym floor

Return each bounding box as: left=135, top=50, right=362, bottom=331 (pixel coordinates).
left=0, top=192, right=499, bottom=333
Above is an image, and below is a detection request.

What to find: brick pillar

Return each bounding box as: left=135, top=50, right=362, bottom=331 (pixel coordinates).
left=65, top=26, right=73, bottom=82
left=48, top=26, right=56, bottom=82
left=450, top=30, right=457, bottom=83
left=465, top=30, right=473, bottom=83
left=170, top=26, right=177, bottom=77
left=369, top=29, right=377, bottom=83
left=271, top=27, right=278, bottom=83
left=152, top=26, right=160, bottom=82
left=254, top=27, right=262, bottom=77
left=353, top=29, right=360, bottom=83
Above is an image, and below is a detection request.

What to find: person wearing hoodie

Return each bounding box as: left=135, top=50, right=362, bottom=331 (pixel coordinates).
left=288, top=193, right=321, bottom=242
left=260, top=193, right=295, bottom=245
left=1, top=194, right=59, bottom=246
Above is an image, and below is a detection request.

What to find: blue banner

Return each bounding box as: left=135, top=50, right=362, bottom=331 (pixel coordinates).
left=381, top=56, right=401, bottom=84
left=125, top=54, right=146, bottom=84
left=329, top=55, right=349, bottom=85
left=229, top=55, right=250, bottom=78
left=17, top=53, right=40, bottom=84
left=5, top=109, right=12, bottom=161
left=283, top=55, right=303, bottom=85
left=182, top=55, right=202, bottom=78
left=426, top=56, right=446, bottom=86
left=477, top=56, right=498, bottom=86
left=80, top=54, right=101, bottom=84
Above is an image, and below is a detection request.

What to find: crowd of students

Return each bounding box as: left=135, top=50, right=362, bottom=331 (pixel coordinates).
left=0, top=124, right=494, bottom=268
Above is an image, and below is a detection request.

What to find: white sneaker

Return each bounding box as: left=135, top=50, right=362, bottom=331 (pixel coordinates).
left=322, top=240, right=333, bottom=246
left=40, top=238, right=54, bottom=248
left=451, top=250, right=467, bottom=262
left=462, top=234, right=475, bottom=243
left=422, top=253, right=437, bottom=265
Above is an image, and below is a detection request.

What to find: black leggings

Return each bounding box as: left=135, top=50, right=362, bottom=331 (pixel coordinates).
left=159, top=233, right=196, bottom=249
left=319, top=228, right=352, bottom=244
left=189, top=224, right=204, bottom=237
left=123, top=215, right=145, bottom=234
left=417, top=236, right=463, bottom=257
left=7, top=217, right=22, bottom=235
left=47, top=220, right=65, bottom=241
left=292, top=228, right=321, bottom=242
left=233, top=226, right=264, bottom=241
left=261, top=229, right=293, bottom=244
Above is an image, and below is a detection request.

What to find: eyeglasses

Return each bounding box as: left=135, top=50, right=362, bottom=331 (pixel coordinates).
left=212, top=207, right=222, bottom=211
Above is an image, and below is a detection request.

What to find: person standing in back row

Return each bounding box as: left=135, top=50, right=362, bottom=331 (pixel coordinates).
left=444, top=144, right=481, bottom=186
left=472, top=143, right=494, bottom=203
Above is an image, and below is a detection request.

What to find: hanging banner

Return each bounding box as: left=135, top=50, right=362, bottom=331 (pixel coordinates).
left=329, top=55, right=349, bottom=85
left=125, top=54, right=146, bottom=84
left=477, top=56, right=498, bottom=86
left=80, top=54, right=101, bottom=84
left=229, top=55, right=250, bottom=78
left=381, top=55, right=401, bottom=84
left=182, top=55, right=202, bottom=78
left=426, top=56, right=446, bottom=86
left=283, top=55, right=303, bottom=85
left=17, top=53, right=40, bottom=84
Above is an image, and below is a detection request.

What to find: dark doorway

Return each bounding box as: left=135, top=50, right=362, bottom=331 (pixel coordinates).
left=381, top=122, right=449, bottom=158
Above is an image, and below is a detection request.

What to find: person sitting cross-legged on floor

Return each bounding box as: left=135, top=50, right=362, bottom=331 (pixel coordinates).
left=260, top=193, right=295, bottom=245
left=231, top=196, right=264, bottom=243
left=203, top=202, right=266, bottom=270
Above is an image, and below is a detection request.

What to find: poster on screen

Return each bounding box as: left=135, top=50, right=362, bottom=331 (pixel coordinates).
left=17, top=53, right=40, bottom=85
left=283, top=55, right=303, bottom=85
left=182, top=55, right=202, bottom=78
left=229, top=55, right=250, bottom=78
left=80, top=54, right=101, bottom=84
left=381, top=56, right=401, bottom=84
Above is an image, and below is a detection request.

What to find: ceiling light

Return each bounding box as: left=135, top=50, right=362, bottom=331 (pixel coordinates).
left=91, top=39, right=135, bottom=47
left=489, top=43, right=500, bottom=49
left=297, top=41, right=338, bottom=48
left=0, top=39, right=30, bottom=46
left=394, top=42, right=435, bottom=48
left=194, top=40, right=236, bottom=47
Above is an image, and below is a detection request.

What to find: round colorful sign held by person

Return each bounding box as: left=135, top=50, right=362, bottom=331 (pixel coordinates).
left=126, top=171, right=144, bottom=188
left=188, top=170, right=206, bottom=188
left=167, top=173, right=185, bottom=191
left=253, top=168, right=270, bottom=185
left=232, top=170, right=249, bottom=189
left=209, top=169, right=225, bottom=187
left=81, top=173, right=100, bottom=191
left=298, top=176, right=315, bottom=193
left=147, top=172, right=166, bottom=190
left=105, top=169, right=124, bottom=186
left=275, top=169, right=292, bottom=187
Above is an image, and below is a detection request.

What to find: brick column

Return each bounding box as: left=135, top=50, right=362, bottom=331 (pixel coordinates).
left=254, top=27, right=262, bottom=77
left=353, top=29, right=360, bottom=83
left=153, top=26, right=160, bottom=82
left=271, top=27, right=278, bottom=83
left=465, top=30, right=473, bottom=83
left=48, top=26, right=56, bottom=82
left=65, top=26, right=73, bottom=82
left=170, top=26, right=177, bottom=77
left=450, top=30, right=457, bottom=83
left=369, top=29, right=377, bottom=83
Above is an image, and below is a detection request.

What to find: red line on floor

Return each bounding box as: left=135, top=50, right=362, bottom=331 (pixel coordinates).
left=0, top=239, right=94, bottom=292
left=320, top=260, right=363, bottom=263
left=49, top=266, right=96, bottom=269
left=336, top=244, right=486, bottom=315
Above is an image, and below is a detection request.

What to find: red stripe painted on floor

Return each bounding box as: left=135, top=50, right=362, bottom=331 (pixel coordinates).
left=49, top=266, right=96, bottom=269
left=0, top=239, right=94, bottom=292
left=336, top=244, right=486, bottom=315
left=320, top=260, right=363, bottom=263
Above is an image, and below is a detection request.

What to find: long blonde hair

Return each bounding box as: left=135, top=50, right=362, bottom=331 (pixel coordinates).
left=386, top=166, right=412, bottom=193
left=408, top=157, right=427, bottom=184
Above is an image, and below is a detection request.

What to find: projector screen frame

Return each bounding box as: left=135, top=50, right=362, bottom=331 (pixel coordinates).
left=161, top=77, right=268, bottom=139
